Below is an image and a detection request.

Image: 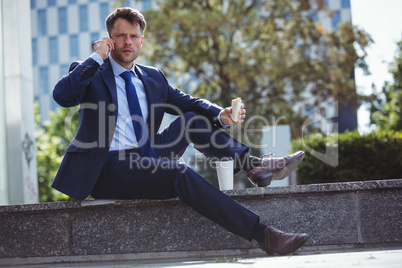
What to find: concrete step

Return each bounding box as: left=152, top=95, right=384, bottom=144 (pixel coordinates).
left=1, top=179, right=401, bottom=267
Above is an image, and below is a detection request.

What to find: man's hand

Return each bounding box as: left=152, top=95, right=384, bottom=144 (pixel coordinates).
left=220, top=103, right=246, bottom=125
left=93, top=37, right=115, bottom=60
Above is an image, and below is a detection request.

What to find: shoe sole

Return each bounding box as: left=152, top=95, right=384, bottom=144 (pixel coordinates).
left=277, top=234, right=309, bottom=256
left=256, top=172, right=274, bottom=187
left=258, top=234, right=309, bottom=256
left=256, top=152, right=305, bottom=187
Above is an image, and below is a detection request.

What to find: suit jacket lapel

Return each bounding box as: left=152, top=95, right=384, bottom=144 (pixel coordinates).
left=99, top=58, right=118, bottom=115
left=135, top=65, right=157, bottom=128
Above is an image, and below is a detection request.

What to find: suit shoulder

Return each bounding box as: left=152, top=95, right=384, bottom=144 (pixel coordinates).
left=136, top=63, right=170, bottom=84
left=69, top=57, right=99, bottom=72
left=69, top=61, right=82, bottom=72
left=136, top=63, right=162, bottom=75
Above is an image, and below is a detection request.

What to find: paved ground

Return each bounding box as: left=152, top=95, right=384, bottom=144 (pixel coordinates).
left=21, top=247, right=401, bottom=268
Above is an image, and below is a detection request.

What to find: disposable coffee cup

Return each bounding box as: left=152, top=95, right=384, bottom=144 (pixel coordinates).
left=215, top=158, right=234, bottom=191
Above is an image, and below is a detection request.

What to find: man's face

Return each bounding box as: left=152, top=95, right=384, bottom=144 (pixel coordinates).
left=109, top=18, right=144, bottom=69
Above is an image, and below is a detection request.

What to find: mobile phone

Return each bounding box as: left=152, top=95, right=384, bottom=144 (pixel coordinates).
left=106, top=32, right=110, bottom=54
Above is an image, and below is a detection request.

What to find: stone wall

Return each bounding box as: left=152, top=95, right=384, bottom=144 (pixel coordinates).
left=1, top=179, right=401, bottom=267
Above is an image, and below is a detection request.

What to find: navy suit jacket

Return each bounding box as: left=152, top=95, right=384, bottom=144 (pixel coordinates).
left=52, top=57, right=223, bottom=200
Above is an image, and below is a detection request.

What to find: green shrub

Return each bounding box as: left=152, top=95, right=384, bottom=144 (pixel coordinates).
left=291, top=130, right=402, bottom=184
left=35, top=104, right=77, bottom=202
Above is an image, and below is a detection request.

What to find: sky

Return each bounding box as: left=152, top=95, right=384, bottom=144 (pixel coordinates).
left=350, top=0, right=402, bottom=133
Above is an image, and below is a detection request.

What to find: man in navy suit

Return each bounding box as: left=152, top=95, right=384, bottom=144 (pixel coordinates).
left=52, top=7, right=308, bottom=256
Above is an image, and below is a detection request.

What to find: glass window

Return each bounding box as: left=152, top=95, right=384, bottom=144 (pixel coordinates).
left=70, top=34, right=79, bottom=60
left=90, top=32, right=99, bottom=51
left=89, top=0, right=97, bottom=2
left=48, top=0, right=56, bottom=6
left=68, top=0, right=77, bottom=4
left=341, top=0, right=351, bottom=8
left=39, top=67, right=49, bottom=95
left=331, top=11, right=341, bottom=29
left=60, top=64, right=70, bottom=77
left=30, top=0, right=36, bottom=9
left=142, top=0, right=151, bottom=10
left=100, top=3, right=109, bottom=30
left=49, top=37, right=58, bottom=64
left=58, top=7, right=67, bottom=34
left=79, top=5, right=88, bottom=32
left=38, top=9, right=47, bottom=36
left=32, top=38, right=37, bottom=65
left=90, top=32, right=100, bottom=45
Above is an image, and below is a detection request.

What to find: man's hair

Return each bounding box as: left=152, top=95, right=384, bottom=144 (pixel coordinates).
left=105, top=7, right=146, bottom=35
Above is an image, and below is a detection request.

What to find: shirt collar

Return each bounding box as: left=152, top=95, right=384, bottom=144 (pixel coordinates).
left=108, top=55, right=136, bottom=77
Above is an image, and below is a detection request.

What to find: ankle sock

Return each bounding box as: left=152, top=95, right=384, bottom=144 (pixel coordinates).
left=252, top=222, right=267, bottom=242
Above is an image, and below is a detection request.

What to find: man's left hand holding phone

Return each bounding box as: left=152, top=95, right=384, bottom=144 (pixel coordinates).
left=92, top=32, right=115, bottom=60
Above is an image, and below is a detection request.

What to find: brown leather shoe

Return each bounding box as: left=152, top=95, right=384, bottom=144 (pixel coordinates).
left=247, top=151, right=305, bottom=187
left=258, top=226, right=309, bottom=256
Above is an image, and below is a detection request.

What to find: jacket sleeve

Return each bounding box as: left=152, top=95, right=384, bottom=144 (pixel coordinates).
left=53, top=57, right=100, bottom=107
left=157, top=69, right=223, bottom=125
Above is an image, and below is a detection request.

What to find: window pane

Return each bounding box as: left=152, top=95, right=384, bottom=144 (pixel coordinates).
left=90, top=32, right=99, bottom=45
left=79, top=5, right=88, bottom=32
left=341, top=0, right=351, bottom=8
left=142, top=0, right=151, bottom=10
left=100, top=3, right=109, bottom=30
left=39, top=67, right=49, bottom=95
left=60, top=64, right=70, bottom=77
left=38, top=9, right=47, bottom=36
left=70, top=34, right=79, bottom=59
left=90, top=32, right=99, bottom=51
left=58, top=7, right=67, bottom=34
left=68, top=0, right=77, bottom=4
left=49, top=37, right=58, bottom=64
left=48, top=0, right=56, bottom=6
left=32, top=38, right=37, bottom=65
left=331, top=11, right=341, bottom=29
left=30, top=0, right=36, bottom=9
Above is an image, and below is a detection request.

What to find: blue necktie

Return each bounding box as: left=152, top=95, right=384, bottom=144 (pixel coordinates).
left=120, top=71, right=157, bottom=158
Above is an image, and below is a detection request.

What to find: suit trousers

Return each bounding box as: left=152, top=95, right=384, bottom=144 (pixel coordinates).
left=91, top=111, right=260, bottom=241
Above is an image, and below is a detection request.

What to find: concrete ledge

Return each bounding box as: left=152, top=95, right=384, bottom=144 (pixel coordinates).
left=1, top=179, right=401, bottom=267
